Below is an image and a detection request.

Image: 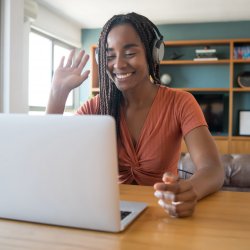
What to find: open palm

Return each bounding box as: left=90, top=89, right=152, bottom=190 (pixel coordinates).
left=52, top=50, right=90, bottom=92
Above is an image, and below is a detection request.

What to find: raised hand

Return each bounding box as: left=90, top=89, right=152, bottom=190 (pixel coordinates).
left=46, top=50, right=90, bottom=114
left=52, top=49, right=90, bottom=92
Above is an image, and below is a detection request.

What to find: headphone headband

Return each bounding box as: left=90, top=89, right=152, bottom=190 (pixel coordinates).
left=151, top=27, right=164, bottom=63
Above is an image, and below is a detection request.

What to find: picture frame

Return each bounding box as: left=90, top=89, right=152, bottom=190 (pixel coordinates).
left=234, top=46, right=250, bottom=59
left=239, top=110, right=250, bottom=136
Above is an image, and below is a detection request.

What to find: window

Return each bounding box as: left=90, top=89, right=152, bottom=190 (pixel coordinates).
left=28, top=30, right=75, bottom=113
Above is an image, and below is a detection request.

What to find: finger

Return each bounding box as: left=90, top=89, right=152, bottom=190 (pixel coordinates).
left=79, top=70, right=90, bottom=83
left=159, top=198, right=196, bottom=218
left=154, top=180, right=192, bottom=194
left=158, top=199, right=178, bottom=217
left=154, top=182, right=178, bottom=192
left=72, top=50, right=85, bottom=68
left=162, top=172, right=179, bottom=184
left=154, top=189, right=196, bottom=206
left=65, top=49, right=75, bottom=67
left=154, top=190, right=175, bottom=201
left=58, top=56, right=65, bottom=68
left=77, top=53, right=90, bottom=72
left=175, top=189, right=197, bottom=202
left=174, top=201, right=196, bottom=217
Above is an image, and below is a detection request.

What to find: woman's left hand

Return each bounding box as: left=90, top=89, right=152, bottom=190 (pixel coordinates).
left=153, top=172, right=198, bottom=217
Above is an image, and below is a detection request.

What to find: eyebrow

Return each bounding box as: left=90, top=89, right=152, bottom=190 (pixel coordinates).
left=106, top=43, right=139, bottom=52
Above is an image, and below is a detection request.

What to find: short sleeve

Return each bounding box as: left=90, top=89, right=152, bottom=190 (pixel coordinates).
left=75, top=94, right=100, bottom=115
left=174, top=91, right=207, bottom=136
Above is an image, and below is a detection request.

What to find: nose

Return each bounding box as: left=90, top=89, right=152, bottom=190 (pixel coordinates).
left=113, top=55, right=127, bottom=69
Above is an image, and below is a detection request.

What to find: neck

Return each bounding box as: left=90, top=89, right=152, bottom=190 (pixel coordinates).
left=122, top=81, right=159, bottom=109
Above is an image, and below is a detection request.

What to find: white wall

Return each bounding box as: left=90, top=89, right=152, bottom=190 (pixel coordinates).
left=0, top=0, right=82, bottom=113
left=32, top=4, right=81, bottom=48
left=0, top=0, right=28, bottom=113
left=0, top=0, right=2, bottom=112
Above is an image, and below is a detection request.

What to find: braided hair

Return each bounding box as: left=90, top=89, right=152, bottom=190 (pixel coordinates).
left=97, top=12, right=163, bottom=133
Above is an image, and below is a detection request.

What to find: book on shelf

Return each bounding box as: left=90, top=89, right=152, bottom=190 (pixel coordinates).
left=193, top=57, right=218, bottom=61
left=195, top=48, right=217, bottom=59
left=195, top=49, right=216, bottom=54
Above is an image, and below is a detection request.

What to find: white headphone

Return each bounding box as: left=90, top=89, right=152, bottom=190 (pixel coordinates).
left=150, top=22, right=165, bottom=63
left=152, top=38, right=165, bottom=63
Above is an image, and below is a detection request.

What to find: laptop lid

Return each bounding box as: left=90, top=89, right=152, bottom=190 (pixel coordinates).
left=0, top=114, right=146, bottom=232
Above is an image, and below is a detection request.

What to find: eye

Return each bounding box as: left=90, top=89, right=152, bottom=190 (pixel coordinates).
left=107, top=55, right=116, bottom=61
left=125, top=52, right=136, bottom=58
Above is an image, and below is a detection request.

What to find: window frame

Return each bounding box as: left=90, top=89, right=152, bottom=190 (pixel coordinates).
left=29, top=29, right=78, bottom=113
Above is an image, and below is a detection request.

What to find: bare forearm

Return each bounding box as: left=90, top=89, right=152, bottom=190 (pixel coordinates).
left=189, top=165, right=224, bottom=200
left=184, top=127, right=225, bottom=200
left=46, top=88, right=70, bottom=114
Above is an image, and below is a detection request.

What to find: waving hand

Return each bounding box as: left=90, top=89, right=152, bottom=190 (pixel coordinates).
left=52, top=50, right=90, bottom=91
left=46, top=50, right=90, bottom=114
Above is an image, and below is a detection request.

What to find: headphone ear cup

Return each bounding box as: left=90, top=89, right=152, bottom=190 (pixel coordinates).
left=152, top=39, right=165, bottom=63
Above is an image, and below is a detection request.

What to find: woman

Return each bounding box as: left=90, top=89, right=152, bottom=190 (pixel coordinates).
left=47, top=12, right=224, bottom=218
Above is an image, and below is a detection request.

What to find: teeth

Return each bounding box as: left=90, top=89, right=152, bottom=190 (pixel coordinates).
left=116, top=73, right=132, bottom=79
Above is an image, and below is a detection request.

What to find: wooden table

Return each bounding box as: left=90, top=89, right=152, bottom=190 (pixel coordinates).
left=0, top=185, right=250, bottom=250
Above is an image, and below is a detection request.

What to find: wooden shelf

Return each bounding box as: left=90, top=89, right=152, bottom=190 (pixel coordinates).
left=232, top=136, right=250, bottom=140
left=164, top=39, right=230, bottom=46
left=232, top=88, right=250, bottom=92
left=180, top=88, right=229, bottom=92
left=233, top=38, right=250, bottom=43
left=233, top=59, right=250, bottom=63
left=161, top=60, right=230, bottom=65
left=90, top=38, right=250, bottom=154
left=160, top=39, right=250, bottom=153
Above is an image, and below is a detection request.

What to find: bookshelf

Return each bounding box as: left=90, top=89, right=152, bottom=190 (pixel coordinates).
left=90, top=39, right=250, bottom=154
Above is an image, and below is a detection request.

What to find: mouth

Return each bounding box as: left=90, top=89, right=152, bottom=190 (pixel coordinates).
left=114, top=72, right=133, bottom=80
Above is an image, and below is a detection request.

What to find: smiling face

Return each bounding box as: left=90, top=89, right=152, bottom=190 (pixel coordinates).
left=106, top=23, right=151, bottom=92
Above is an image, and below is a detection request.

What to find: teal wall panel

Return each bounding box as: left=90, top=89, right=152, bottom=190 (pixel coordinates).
left=160, top=64, right=230, bottom=88
left=158, top=21, right=250, bottom=41
left=80, top=21, right=250, bottom=103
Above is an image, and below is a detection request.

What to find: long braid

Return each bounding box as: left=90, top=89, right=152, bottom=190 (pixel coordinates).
left=97, top=12, right=163, bottom=134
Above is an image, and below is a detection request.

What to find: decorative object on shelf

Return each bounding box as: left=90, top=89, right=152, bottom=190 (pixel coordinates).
left=160, top=73, right=172, bottom=86
left=169, top=52, right=184, bottom=60
left=239, top=110, right=250, bottom=136
left=234, top=46, right=250, bottom=59
left=194, top=46, right=218, bottom=61
left=237, top=71, right=250, bottom=88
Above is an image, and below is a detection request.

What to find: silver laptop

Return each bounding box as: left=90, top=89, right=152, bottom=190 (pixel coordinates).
left=0, top=114, right=147, bottom=232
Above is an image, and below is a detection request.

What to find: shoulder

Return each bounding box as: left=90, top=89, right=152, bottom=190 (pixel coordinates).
left=158, top=85, right=206, bottom=116
left=158, top=85, right=191, bottom=96
left=76, top=95, right=100, bottom=115
left=158, top=85, right=195, bottom=104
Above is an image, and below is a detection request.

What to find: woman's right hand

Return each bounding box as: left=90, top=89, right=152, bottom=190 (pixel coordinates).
left=46, top=50, right=90, bottom=114
left=52, top=49, right=90, bottom=93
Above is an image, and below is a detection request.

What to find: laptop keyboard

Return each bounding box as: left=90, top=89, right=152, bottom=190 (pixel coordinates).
left=120, top=211, right=131, bottom=220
